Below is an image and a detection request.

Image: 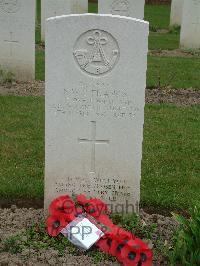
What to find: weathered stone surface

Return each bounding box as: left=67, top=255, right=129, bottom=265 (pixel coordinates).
left=98, top=0, right=145, bottom=19
left=45, top=14, right=149, bottom=213
left=0, top=0, right=35, bottom=80
left=180, top=0, right=200, bottom=49
left=71, top=0, right=88, bottom=14
left=41, top=0, right=71, bottom=41
left=170, top=0, right=184, bottom=26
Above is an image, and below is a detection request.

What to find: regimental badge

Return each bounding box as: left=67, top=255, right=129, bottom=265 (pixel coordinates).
left=74, top=29, right=120, bottom=76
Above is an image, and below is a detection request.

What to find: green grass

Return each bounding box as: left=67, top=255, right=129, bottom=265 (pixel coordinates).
left=36, top=0, right=41, bottom=45
left=0, top=96, right=44, bottom=199
left=36, top=50, right=45, bottom=81
left=144, top=4, right=171, bottom=30
left=147, top=56, right=200, bottom=89
left=149, top=32, right=180, bottom=50
left=89, top=2, right=98, bottom=13
left=142, top=105, right=200, bottom=210
left=0, top=97, right=199, bottom=211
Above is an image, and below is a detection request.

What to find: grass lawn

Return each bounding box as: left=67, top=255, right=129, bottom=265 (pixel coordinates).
left=147, top=56, right=200, bottom=89
left=144, top=4, right=171, bottom=30
left=0, top=97, right=199, bottom=211
left=149, top=32, right=180, bottom=50
left=0, top=96, right=44, bottom=199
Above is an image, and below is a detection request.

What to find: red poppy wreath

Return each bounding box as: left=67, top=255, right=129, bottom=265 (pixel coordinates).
left=46, top=194, right=153, bottom=266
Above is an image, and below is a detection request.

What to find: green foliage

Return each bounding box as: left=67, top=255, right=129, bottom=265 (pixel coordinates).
left=170, top=205, right=200, bottom=265
left=2, top=235, right=23, bottom=254
left=88, top=249, right=116, bottom=263
left=169, top=25, right=181, bottom=34
left=111, top=213, right=157, bottom=240
left=0, top=67, right=14, bottom=84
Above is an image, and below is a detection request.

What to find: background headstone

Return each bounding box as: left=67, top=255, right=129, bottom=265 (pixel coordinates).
left=98, top=0, right=145, bottom=19
left=41, top=0, right=71, bottom=41
left=45, top=14, right=149, bottom=213
left=71, top=0, right=88, bottom=14
left=170, top=0, right=184, bottom=26
left=180, top=0, right=200, bottom=49
left=0, top=0, right=35, bottom=80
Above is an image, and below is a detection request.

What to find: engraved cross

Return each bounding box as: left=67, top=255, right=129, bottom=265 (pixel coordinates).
left=78, top=121, right=109, bottom=174
left=4, top=32, right=19, bottom=56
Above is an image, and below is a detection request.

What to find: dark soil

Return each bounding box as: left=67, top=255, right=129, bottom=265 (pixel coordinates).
left=0, top=81, right=199, bottom=106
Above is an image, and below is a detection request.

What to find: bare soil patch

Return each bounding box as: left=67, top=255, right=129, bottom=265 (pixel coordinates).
left=146, top=88, right=200, bottom=106
left=0, top=81, right=199, bottom=106
left=149, top=49, right=200, bottom=58
left=0, top=81, right=44, bottom=97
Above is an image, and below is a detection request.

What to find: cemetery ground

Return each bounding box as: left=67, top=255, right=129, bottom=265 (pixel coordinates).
left=0, top=2, right=200, bottom=266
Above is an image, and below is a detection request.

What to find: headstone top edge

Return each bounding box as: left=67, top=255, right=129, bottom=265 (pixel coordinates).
left=46, top=13, right=149, bottom=26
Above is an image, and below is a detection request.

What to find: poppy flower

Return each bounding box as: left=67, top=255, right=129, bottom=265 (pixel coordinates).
left=64, top=212, right=76, bottom=223
left=138, top=251, right=153, bottom=266
left=96, top=237, right=111, bottom=253
left=114, top=227, right=135, bottom=242
left=109, top=238, right=121, bottom=257
left=89, top=198, right=109, bottom=215
left=120, top=242, right=140, bottom=266
left=63, top=198, right=75, bottom=214
left=76, top=194, right=89, bottom=206
left=126, top=239, right=153, bottom=266
left=47, top=213, right=68, bottom=237
left=75, top=206, right=84, bottom=216
left=97, top=214, right=114, bottom=230
left=49, top=195, right=74, bottom=215
left=76, top=195, right=109, bottom=217
left=139, top=248, right=153, bottom=266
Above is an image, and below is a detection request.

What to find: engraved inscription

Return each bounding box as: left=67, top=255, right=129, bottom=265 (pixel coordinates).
left=78, top=121, right=110, bottom=174
left=56, top=82, right=139, bottom=119
left=0, top=0, right=21, bottom=13
left=55, top=176, right=131, bottom=202
left=74, top=29, right=120, bottom=76
left=111, top=0, right=130, bottom=16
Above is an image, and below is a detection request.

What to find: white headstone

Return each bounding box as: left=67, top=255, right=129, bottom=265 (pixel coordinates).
left=45, top=14, right=149, bottom=213
left=41, top=0, right=71, bottom=41
left=71, top=0, right=88, bottom=14
left=0, top=0, right=35, bottom=80
left=170, top=0, right=184, bottom=26
left=180, top=0, right=200, bottom=49
left=98, top=0, right=145, bottom=19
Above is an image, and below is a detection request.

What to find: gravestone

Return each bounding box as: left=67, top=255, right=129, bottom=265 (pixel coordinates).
left=98, top=0, right=145, bottom=19
left=45, top=14, right=149, bottom=213
left=170, top=0, right=184, bottom=26
left=0, top=0, right=35, bottom=80
left=71, top=0, right=88, bottom=14
left=41, top=0, right=71, bottom=41
left=180, top=0, right=200, bottom=49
